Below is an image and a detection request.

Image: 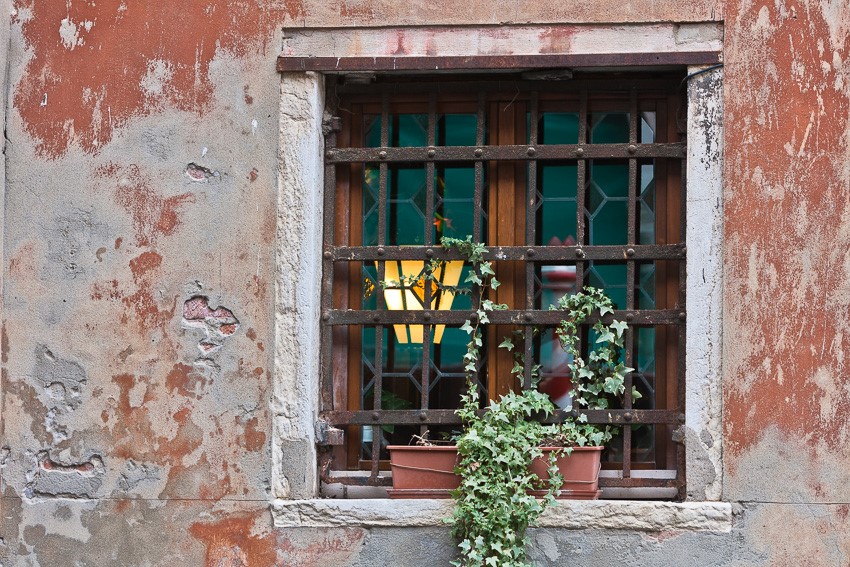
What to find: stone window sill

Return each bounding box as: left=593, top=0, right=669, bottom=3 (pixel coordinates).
left=272, top=498, right=732, bottom=532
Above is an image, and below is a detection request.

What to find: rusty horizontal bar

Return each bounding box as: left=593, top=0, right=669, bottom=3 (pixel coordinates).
left=278, top=52, right=721, bottom=72
left=321, top=473, right=677, bottom=489
left=323, top=473, right=393, bottom=487
left=327, top=143, right=685, bottom=163
left=324, top=309, right=685, bottom=326
left=598, top=477, right=679, bottom=489
left=336, top=77, right=685, bottom=98
left=323, top=409, right=682, bottom=426
left=331, top=244, right=685, bottom=262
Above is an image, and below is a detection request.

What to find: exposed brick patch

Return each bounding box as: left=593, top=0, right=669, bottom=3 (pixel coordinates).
left=185, top=163, right=218, bottom=182
left=182, top=296, right=240, bottom=357
left=26, top=451, right=105, bottom=498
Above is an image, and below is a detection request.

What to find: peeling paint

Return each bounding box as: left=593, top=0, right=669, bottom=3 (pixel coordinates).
left=182, top=296, right=240, bottom=357
left=13, top=0, right=291, bottom=157
left=189, top=513, right=278, bottom=567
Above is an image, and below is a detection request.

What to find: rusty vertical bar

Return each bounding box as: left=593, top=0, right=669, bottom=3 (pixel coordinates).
left=622, top=88, right=638, bottom=479
left=574, top=89, right=588, bottom=372
left=371, top=95, right=390, bottom=478
left=474, top=92, right=486, bottom=243
left=523, top=93, right=539, bottom=389
left=575, top=89, right=588, bottom=290
left=473, top=92, right=486, bottom=398
left=321, top=108, right=339, bottom=412
left=421, top=96, right=437, bottom=422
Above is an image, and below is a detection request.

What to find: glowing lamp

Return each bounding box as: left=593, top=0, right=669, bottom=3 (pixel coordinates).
left=381, top=260, right=463, bottom=344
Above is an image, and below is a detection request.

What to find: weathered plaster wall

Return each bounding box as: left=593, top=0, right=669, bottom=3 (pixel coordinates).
left=723, top=0, right=850, bottom=505
left=281, top=0, right=724, bottom=27
left=2, top=0, right=284, bottom=563
left=2, top=0, right=850, bottom=564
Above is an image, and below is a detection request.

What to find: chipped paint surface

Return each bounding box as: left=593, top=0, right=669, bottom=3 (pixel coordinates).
left=723, top=0, right=850, bottom=503
left=3, top=0, right=850, bottom=563
left=281, top=23, right=724, bottom=59
left=12, top=0, right=291, bottom=157
left=4, top=0, right=279, bottom=559
left=281, top=0, right=723, bottom=27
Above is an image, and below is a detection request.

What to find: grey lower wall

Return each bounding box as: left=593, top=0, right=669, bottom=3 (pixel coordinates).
left=272, top=501, right=850, bottom=566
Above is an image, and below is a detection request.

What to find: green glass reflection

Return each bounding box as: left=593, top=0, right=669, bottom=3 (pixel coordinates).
left=541, top=113, right=579, bottom=144
left=539, top=164, right=578, bottom=244
left=440, top=114, right=477, bottom=146
left=536, top=113, right=580, bottom=245
left=591, top=112, right=629, bottom=143
left=587, top=264, right=627, bottom=311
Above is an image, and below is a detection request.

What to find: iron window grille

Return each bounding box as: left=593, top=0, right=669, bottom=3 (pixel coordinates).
left=319, top=74, right=687, bottom=499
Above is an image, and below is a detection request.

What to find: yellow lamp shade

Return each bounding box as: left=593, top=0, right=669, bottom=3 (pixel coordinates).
left=380, top=260, right=463, bottom=344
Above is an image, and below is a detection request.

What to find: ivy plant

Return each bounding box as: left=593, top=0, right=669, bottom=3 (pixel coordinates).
left=382, top=236, right=634, bottom=567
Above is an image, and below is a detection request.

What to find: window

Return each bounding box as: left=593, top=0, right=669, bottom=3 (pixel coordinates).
left=319, top=74, right=687, bottom=497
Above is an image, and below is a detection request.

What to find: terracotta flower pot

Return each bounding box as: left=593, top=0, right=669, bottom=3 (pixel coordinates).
left=387, top=445, right=460, bottom=498
left=528, top=446, right=603, bottom=499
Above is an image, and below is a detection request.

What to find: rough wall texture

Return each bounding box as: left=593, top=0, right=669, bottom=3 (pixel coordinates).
left=2, top=0, right=850, bottom=564
left=2, top=0, right=281, bottom=563
left=723, top=0, right=850, bottom=505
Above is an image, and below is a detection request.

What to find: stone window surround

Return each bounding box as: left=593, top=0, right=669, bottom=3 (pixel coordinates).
left=272, top=22, right=726, bottom=531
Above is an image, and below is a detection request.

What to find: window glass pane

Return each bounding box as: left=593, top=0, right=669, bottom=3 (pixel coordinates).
left=639, top=160, right=656, bottom=245
left=434, top=114, right=477, bottom=242
left=538, top=163, right=577, bottom=245
left=640, top=111, right=656, bottom=143
left=434, top=165, right=475, bottom=242
left=590, top=112, right=629, bottom=143
left=540, top=112, right=579, bottom=144
left=587, top=161, right=629, bottom=246
left=388, top=167, right=427, bottom=245
left=638, top=262, right=656, bottom=310
left=439, top=114, right=477, bottom=146
left=587, top=263, right=627, bottom=310
left=394, top=114, right=427, bottom=147
left=360, top=113, right=482, bottom=423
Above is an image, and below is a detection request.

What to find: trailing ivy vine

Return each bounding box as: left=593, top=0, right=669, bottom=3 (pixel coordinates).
left=383, top=236, right=634, bottom=567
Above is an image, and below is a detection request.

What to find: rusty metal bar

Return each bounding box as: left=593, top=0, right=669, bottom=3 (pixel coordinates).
left=575, top=89, right=588, bottom=290
left=523, top=92, right=539, bottom=389
left=325, top=308, right=685, bottom=326
left=622, top=88, right=638, bottom=480
left=326, top=143, right=686, bottom=163
left=474, top=92, right=485, bottom=243
left=598, top=477, right=679, bottom=489
left=622, top=373, right=634, bottom=479
left=324, top=408, right=681, bottom=426
left=336, top=76, right=694, bottom=97
left=322, top=472, right=679, bottom=489
left=370, top=96, right=390, bottom=479
left=320, top=117, right=339, bottom=412
left=331, top=244, right=685, bottom=261
left=420, top=97, right=437, bottom=418
left=278, top=52, right=722, bottom=73
left=425, top=95, right=437, bottom=249
left=324, top=473, right=393, bottom=487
